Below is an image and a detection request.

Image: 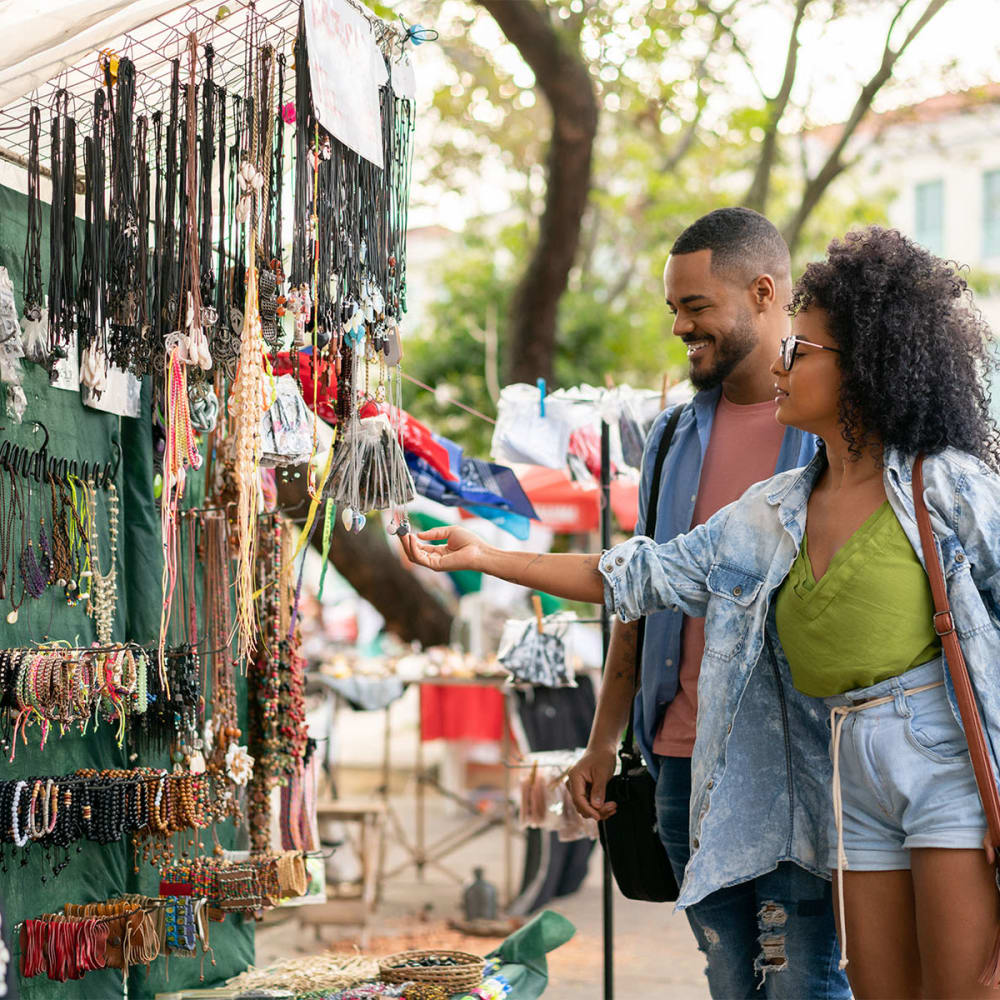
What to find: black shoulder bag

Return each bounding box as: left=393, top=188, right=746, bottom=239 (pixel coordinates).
left=597, top=404, right=685, bottom=902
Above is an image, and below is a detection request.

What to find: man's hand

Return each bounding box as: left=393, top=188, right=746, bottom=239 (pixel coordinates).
left=399, top=525, right=486, bottom=573
left=566, top=745, right=619, bottom=822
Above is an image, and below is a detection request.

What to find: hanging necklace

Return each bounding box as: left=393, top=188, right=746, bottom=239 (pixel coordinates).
left=18, top=485, right=50, bottom=601
left=199, top=44, right=217, bottom=316
left=162, top=59, right=181, bottom=339
left=46, top=91, right=68, bottom=362
left=22, top=106, right=44, bottom=326
left=152, top=109, right=165, bottom=354
left=107, top=57, right=141, bottom=372
left=84, top=480, right=118, bottom=645
left=135, top=114, right=151, bottom=362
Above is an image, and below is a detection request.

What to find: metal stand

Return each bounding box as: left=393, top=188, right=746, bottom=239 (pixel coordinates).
left=600, top=419, right=614, bottom=1000
left=378, top=676, right=516, bottom=904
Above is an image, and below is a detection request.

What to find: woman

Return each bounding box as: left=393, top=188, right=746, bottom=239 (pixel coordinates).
left=401, top=227, right=1000, bottom=997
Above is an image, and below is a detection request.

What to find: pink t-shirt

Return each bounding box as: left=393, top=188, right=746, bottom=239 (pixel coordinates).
left=653, top=394, right=786, bottom=758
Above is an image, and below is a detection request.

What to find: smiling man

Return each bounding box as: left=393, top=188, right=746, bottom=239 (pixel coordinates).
left=567, top=208, right=849, bottom=997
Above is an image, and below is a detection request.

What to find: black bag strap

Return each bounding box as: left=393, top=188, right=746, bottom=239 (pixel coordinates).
left=619, top=402, right=686, bottom=761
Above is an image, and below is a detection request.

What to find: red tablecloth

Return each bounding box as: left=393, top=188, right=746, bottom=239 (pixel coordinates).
left=419, top=684, right=505, bottom=742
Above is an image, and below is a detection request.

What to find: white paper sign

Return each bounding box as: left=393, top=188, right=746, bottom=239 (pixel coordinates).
left=304, top=0, right=387, bottom=169
left=391, top=52, right=416, bottom=101
left=50, top=329, right=140, bottom=417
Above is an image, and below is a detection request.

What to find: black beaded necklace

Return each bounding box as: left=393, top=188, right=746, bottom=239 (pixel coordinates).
left=22, top=106, right=44, bottom=323
left=290, top=8, right=312, bottom=291
left=135, top=115, right=151, bottom=356
left=106, top=58, right=141, bottom=371
left=151, top=110, right=165, bottom=357
left=46, top=90, right=70, bottom=360
left=162, top=59, right=181, bottom=336
left=199, top=44, right=217, bottom=311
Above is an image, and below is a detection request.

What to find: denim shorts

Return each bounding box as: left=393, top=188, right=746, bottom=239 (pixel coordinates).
left=822, top=657, right=987, bottom=871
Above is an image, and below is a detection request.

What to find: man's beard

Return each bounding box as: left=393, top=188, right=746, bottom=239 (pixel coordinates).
left=689, top=309, right=756, bottom=391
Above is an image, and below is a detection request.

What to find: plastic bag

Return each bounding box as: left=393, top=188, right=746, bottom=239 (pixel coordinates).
left=517, top=752, right=597, bottom=841
left=0, top=267, right=22, bottom=354
left=498, top=615, right=576, bottom=688
left=20, top=307, right=48, bottom=365
left=491, top=383, right=574, bottom=469
left=260, top=374, right=313, bottom=467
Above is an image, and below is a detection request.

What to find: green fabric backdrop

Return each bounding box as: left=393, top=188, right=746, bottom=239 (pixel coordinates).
left=0, top=183, right=254, bottom=998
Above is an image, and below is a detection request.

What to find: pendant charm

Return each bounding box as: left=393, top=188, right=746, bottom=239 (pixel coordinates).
left=6, top=609, right=17, bottom=624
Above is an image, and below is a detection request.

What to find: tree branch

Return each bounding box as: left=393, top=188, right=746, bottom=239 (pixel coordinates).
left=704, top=0, right=767, bottom=101
left=477, top=0, right=599, bottom=386
left=743, top=0, right=811, bottom=212
left=782, top=0, right=949, bottom=251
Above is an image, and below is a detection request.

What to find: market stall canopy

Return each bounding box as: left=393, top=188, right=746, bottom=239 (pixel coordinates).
left=516, top=466, right=639, bottom=534
left=0, top=1, right=191, bottom=111
left=0, top=0, right=302, bottom=166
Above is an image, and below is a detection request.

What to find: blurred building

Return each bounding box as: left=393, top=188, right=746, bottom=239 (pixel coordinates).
left=806, top=83, right=1000, bottom=328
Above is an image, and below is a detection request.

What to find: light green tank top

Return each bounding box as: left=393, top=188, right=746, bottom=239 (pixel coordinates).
left=775, top=501, right=941, bottom=697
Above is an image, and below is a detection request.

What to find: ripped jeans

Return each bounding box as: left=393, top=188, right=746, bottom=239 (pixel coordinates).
left=655, top=756, right=850, bottom=999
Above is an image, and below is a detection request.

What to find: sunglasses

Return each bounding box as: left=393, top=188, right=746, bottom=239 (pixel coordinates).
left=779, top=336, right=842, bottom=371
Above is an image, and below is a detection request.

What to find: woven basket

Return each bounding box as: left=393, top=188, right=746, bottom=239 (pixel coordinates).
left=378, top=949, right=485, bottom=992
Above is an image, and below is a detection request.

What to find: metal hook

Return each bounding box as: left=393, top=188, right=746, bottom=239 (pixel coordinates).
left=102, top=441, right=122, bottom=488
left=28, top=419, right=49, bottom=454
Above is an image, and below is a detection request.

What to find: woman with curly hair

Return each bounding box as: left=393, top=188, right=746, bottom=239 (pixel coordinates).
left=402, top=226, right=1000, bottom=996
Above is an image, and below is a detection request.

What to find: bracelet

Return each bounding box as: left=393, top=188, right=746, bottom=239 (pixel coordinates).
left=11, top=780, right=29, bottom=847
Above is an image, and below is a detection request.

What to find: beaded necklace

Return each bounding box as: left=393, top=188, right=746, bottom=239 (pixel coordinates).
left=84, top=480, right=118, bottom=644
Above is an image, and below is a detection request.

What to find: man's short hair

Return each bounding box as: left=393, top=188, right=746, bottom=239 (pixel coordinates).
left=670, top=207, right=791, bottom=287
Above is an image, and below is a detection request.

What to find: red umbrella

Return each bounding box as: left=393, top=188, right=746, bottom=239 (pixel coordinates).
left=515, top=466, right=639, bottom=533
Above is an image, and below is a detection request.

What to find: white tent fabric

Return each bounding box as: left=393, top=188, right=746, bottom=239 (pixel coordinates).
left=0, top=0, right=191, bottom=111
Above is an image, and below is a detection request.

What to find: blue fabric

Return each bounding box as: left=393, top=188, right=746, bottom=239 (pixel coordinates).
left=601, top=445, right=1000, bottom=910
left=464, top=504, right=532, bottom=540
left=406, top=452, right=538, bottom=520
left=655, top=755, right=849, bottom=998
left=633, top=387, right=817, bottom=773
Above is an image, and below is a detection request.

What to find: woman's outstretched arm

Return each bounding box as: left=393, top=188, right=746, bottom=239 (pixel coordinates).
left=400, top=526, right=605, bottom=603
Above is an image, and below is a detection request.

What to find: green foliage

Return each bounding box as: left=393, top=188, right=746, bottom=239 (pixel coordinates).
left=401, top=0, right=905, bottom=454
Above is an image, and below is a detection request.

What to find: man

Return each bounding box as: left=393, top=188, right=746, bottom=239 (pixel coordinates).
left=567, top=207, right=850, bottom=998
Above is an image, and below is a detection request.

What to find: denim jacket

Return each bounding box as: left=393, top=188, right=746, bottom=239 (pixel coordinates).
left=634, top=388, right=817, bottom=772
left=602, top=446, right=1000, bottom=909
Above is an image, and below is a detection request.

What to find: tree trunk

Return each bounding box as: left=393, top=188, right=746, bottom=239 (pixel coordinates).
left=277, top=477, right=454, bottom=647
left=477, top=0, right=598, bottom=387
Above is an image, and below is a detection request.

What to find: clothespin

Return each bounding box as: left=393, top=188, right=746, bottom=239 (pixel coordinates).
left=537, top=378, right=546, bottom=417
left=532, top=594, right=544, bottom=634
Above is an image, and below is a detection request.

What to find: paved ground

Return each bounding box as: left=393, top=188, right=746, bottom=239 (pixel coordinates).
left=255, top=793, right=709, bottom=998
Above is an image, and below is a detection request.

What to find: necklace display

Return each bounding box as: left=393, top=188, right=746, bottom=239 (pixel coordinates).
left=0, top=11, right=423, bottom=988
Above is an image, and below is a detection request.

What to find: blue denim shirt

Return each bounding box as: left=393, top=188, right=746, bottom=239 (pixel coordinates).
left=603, top=446, right=1000, bottom=908
left=634, top=387, right=817, bottom=773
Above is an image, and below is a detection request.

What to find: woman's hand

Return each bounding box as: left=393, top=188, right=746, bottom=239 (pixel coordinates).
left=399, top=525, right=488, bottom=574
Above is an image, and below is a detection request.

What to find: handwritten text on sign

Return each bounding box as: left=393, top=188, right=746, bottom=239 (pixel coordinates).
left=304, top=0, right=387, bottom=169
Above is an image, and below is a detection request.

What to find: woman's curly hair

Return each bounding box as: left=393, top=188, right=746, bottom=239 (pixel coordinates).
left=789, top=226, right=1000, bottom=469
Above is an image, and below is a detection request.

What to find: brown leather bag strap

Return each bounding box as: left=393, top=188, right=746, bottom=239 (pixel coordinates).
left=913, top=454, right=1000, bottom=847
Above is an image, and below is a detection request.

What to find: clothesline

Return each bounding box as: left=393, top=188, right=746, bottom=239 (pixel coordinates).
left=400, top=370, right=497, bottom=425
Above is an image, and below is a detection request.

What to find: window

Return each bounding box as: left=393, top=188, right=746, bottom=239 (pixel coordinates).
left=983, top=169, right=1000, bottom=259
left=914, top=179, right=944, bottom=255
